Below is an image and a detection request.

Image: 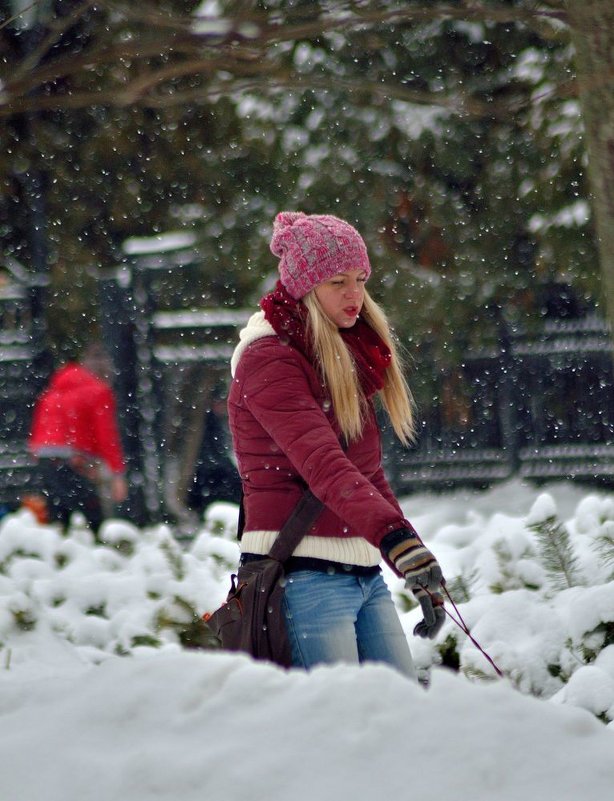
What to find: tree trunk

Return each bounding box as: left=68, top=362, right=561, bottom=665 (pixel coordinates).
left=566, top=0, right=614, bottom=336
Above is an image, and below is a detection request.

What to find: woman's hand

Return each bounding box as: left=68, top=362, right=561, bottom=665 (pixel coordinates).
left=110, top=474, right=128, bottom=504
left=411, top=587, right=446, bottom=639
left=380, top=526, right=446, bottom=639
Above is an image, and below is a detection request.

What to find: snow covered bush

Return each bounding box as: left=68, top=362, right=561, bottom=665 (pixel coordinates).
left=1, top=486, right=613, bottom=724
left=401, top=491, right=614, bottom=723
left=0, top=503, right=240, bottom=663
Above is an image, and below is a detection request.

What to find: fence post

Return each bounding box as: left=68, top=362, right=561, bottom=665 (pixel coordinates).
left=97, top=266, right=153, bottom=526
left=130, top=262, right=163, bottom=523
left=493, top=304, right=520, bottom=474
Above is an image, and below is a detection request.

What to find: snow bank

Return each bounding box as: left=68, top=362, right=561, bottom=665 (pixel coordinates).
left=0, top=480, right=613, bottom=801
left=0, top=650, right=613, bottom=801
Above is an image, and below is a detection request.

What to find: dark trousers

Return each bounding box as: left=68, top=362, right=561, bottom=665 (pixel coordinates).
left=37, top=458, right=103, bottom=534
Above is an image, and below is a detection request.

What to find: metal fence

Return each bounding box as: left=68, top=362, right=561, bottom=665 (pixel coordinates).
left=389, top=310, right=614, bottom=493
left=0, top=258, right=48, bottom=513
left=2, top=249, right=613, bottom=521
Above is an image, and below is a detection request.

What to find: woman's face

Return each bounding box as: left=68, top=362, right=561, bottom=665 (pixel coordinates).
left=313, top=268, right=367, bottom=328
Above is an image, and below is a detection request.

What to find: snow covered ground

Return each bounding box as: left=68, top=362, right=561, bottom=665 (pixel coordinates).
left=1, top=478, right=613, bottom=801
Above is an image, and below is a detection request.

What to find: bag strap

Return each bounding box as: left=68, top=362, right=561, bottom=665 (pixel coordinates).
left=235, top=486, right=323, bottom=562
left=267, top=489, right=325, bottom=564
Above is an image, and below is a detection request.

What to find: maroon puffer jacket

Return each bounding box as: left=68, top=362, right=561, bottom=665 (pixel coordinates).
left=228, top=335, right=410, bottom=548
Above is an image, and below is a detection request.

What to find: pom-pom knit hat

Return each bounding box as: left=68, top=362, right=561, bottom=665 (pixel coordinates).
left=270, top=211, right=371, bottom=299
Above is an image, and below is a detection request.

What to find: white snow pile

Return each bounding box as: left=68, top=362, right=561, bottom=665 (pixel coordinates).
left=0, top=481, right=613, bottom=801
left=406, top=486, right=614, bottom=718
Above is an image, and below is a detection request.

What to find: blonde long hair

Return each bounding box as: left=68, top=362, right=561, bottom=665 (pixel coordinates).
left=302, top=289, right=415, bottom=445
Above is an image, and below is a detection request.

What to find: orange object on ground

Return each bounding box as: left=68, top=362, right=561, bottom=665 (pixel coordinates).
left=21, top=494, right=49, bottom=524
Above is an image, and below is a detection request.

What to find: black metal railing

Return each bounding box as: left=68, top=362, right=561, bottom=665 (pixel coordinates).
left=390, top=311, right=614, bottom=493
left=0, top=259, right=48, bottom=511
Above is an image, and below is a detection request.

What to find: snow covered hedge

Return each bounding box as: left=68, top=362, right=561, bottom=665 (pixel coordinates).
left=402, top=491, right=614, bottom=724
left=1, top=490, right=613, bottom=723
left=0, top=504, right=240, bottom=663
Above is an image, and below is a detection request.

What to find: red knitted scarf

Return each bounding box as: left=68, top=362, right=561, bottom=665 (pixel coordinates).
left=260, top=281, right=391, bottom=398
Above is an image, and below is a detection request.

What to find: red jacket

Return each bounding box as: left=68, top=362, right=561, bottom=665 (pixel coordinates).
left=29, top=363, right=125, bottom=474
left=228, top=330, right=410, bottom=549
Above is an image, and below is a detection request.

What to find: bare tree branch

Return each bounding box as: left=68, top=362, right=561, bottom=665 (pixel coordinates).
left=253, top=2, right=568, bottom=45
left=97, top=1, right=570, bottom=48
left=0, top=0, right=40, bottom=31
left=0, top=0, right=571, bottom=117
left=14, top=0, right=99, bottom=80
left=0, top=64, right=559, bottom=120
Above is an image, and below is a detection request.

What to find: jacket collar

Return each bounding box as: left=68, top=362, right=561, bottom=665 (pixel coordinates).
left=230, top=311, right=276, bottom=377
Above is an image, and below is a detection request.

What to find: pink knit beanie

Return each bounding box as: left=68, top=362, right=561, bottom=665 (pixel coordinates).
left=270, top=211, right=371, bottom=300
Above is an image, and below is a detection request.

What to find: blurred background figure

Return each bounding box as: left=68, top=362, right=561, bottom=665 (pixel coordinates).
left=28, top=342, right=128, bottom=534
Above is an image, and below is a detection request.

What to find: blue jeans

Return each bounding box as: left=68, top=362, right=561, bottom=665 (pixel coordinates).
left=282, top=569, right=416, bottom=679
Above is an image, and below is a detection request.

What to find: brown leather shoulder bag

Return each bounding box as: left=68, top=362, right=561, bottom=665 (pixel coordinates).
left=203, top=489, right=324, bottom=668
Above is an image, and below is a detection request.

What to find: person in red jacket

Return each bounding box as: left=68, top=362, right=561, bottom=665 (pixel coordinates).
left=28, top=342, right=128, bottom=534
left=228, top=212, right=446, bottom=677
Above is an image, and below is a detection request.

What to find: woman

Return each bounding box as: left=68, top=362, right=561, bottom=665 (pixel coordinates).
left=228, top=211, right=445, bottom=677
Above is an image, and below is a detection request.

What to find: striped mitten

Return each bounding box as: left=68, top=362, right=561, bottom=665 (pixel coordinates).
left=381, top=527, right=446, bottom=640
left=380, top=527, right=444, bottom=590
